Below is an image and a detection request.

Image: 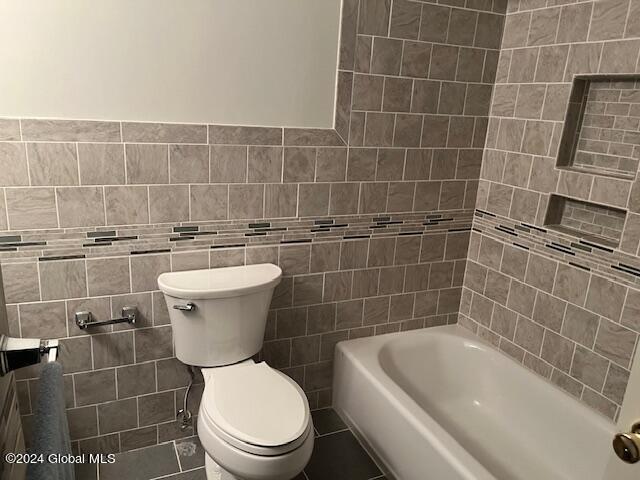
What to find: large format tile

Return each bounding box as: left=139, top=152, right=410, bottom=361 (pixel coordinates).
left=154, top=470, right=206, bottom=480
left=100, top=442, right=180, bottom=480
left=175, top=436, right=205, bottom=471
left=311, top=408, right=348, bottom=435
left=305, top=430, right=381, bottom=480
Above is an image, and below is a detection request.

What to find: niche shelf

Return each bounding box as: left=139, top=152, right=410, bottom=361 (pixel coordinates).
left=544, top=195, right=627, bottom=248
left=557, top=76, right=640, bottom=180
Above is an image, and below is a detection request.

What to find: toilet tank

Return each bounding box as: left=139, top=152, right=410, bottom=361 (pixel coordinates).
left=157, top=264, right=282, bottom=366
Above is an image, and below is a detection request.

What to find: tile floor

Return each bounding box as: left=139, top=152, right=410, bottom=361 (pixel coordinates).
left=76, top=408, right=386, bottom=480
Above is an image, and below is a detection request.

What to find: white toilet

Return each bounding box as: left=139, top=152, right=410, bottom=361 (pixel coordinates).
left=157, top=263, right=314, bottom=480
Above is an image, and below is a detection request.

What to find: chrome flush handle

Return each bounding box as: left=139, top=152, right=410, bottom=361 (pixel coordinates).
left=173, top=302, right=196, bottom=312
left=613, top=422, right=640, bottom=464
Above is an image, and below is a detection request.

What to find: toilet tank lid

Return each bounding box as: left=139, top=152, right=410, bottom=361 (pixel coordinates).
left=157, top=263, right=282, bottom=299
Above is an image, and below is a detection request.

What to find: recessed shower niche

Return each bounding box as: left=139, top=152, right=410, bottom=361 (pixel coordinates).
left=557, top=76, right=640, bottom=180
left=544, top=194, right=627, bottom=248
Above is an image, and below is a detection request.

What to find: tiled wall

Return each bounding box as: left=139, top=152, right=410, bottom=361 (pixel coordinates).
left=0, top=0, right=505, bottom=453
left=555, top=196, right=626, bottom=243
left=0, top=271, right=26, bottom=480
left=464, top=0, right=640, bottom=420
left=574, top=79, right=640, bottom=177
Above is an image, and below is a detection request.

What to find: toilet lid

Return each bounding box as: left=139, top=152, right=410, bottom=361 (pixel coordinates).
left=202, top=362, right=309, bottom=447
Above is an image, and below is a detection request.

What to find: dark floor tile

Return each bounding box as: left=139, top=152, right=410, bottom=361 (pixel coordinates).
left=75, top=462, right=98, bottom=480
left=175, top=436, right=205, bottom=471
left=154, top=469, right=206, bottom=480
left=311, top=408, right=347, bottom=435
left=99, top=442, right=180, bottom=480
left=304, top=430, right=381, bottom=480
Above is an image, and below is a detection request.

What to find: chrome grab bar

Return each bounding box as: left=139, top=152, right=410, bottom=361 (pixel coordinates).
left=173, top=302, right=196, bottom=312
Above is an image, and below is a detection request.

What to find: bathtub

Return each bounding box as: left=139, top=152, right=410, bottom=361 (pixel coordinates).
left=333, top=325, right=616, bottom=480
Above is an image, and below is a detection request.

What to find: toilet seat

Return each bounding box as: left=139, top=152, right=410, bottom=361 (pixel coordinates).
left=200, top=362, right=311, bottom=456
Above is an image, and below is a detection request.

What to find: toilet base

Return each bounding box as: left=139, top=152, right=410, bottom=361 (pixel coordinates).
left=206, top=455, right=241, bottom=480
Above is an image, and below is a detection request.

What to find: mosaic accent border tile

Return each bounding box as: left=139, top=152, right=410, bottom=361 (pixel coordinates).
left=0, top=211, right=473, bottom=264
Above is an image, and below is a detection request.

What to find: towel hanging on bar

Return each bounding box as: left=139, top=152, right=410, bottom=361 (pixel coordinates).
left=26, top=361, right=74, bottom=480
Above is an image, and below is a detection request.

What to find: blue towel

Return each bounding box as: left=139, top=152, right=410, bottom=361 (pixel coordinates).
left=27, top=362, right=74, bottom=480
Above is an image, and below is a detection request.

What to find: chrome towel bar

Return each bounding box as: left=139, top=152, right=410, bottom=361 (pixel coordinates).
left=75, top=306, right=137, bottom=329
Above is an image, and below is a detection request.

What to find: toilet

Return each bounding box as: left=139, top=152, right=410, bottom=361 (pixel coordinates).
left=157, top=264, right=313, bottom=480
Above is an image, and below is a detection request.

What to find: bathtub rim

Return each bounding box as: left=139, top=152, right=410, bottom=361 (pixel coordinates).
left=333, top=324, right=617, bottom=480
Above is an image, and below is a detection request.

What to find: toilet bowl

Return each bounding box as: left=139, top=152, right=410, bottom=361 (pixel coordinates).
left=198, top=361, right=314, bottom=480
left=158, top=264, right=313, bottom=480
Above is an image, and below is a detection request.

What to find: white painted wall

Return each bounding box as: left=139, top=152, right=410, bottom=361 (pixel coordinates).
left=0, top=0, right=341, bottom=128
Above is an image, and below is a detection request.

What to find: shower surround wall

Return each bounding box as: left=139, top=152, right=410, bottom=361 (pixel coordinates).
left=0, top=0, right=505, bottom=452
left=462, top=0, right=640, bottom=420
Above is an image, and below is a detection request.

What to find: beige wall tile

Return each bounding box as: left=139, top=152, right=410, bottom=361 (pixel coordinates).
left=359, top=182, right=388, bottom=213
left=190, top=184, right=228, bottom=221
left=117, top=362, right=156, bottom=399
left=19, top=301, right=67, bottom=338
left=541, top=330, right=575, bottom=372
left=352, top=74, right=384, bottom=111
left=264, top=184, right=297, bottom=218
left=588, top=0, right=630, bottom=41
left=87, top=257, right=131, bottom=296
left=6, top=187, right=58, bottom=229
left=130, top=254, right=170, bottom=293
left=208, top=125, right=282, bottom=145
left=329, top=183, right=359, bottom=215
left=122, top=122, right=206, bottom=144
left=247, top=147, right=283, bottom=183
left=570, top=346, right=609, bottom=391
left=562, top=304, right=599, bottom=348
left=74, top=369, right=116, bottom=406
left=104, top=186, right=149, bottom=225
left=40, top=259, right=87, bottom=301
left=21, top=119, right=121, bottom=142
left=78, top=144, right=126, bottom=185
left=339, top=0, right=359, bottom=69
left=0, top=119, right=21, bottom=141
left=527, top=7, right=559, bottom=46
left=364, top=113, right=394, bottom=147
left=298, top=184, right=330, bottom=217
left=316, top=148, right=347, bottom=182
left=358, top=0, right=391, bottom=36
left=347, top=148, right=377, bottom=181
left=136, top=327, right=173, bottom=362
left=279, top=245, right=311, bottom=275
left=2, top=262, right=40, bottom=303
left=284, top=131, right=342, bottom=148
left=371, top=37, right=403, bottom=75
left=594, top=319, right=637, bottom=367
left=553, top=264, right=590, bottom=306
left=125, top=144, right=168, bottom=184
left=389, top=0, right=420, bottom=39
left=0, top=143, right=28, bottom=186
left=419, top=3, right=450, bottom=43
left=27, top=142, right=79, bottom=186
left=169, top=145, right=209, bottom=184
left=283, top=148, right=315, bottom=182
left=210, top=145, right=247, bottom=183
left=56, top=186, right=105, bottom=227
left=228, top=184, right=264, bottom=219
left=98, top=398, right=138, bottom=434
left=148, top=185, right=189, bottom=223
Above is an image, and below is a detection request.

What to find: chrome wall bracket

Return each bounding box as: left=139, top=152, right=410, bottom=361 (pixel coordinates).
left=75, top=306, right=137, bottom=330
left=0, top=335, right=59, bottom=376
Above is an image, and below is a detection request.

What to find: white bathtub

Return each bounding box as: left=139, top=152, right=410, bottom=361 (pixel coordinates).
left=333, top=325, right=616, bottom=480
